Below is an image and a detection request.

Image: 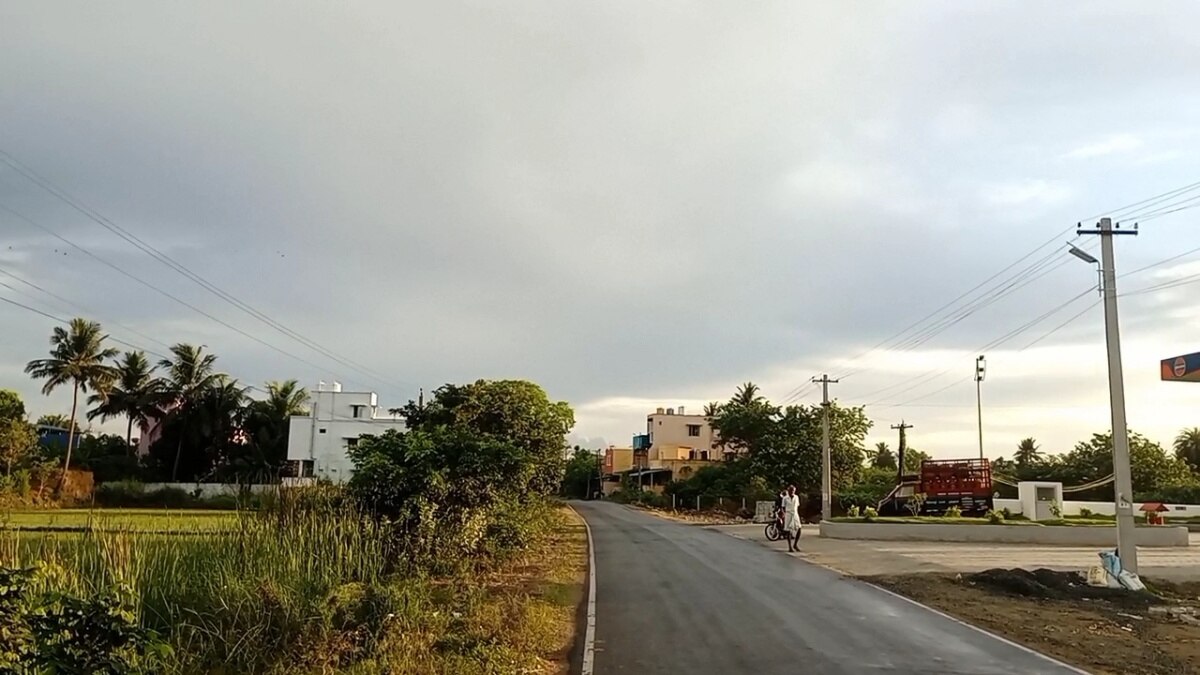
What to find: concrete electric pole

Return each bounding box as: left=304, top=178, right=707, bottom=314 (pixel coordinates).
left=975, top=355, right=986, bottom=460
left=813, top=374, right=839, bottom=522
left=891, top=421, right=913, bottom=483
left=1077, top=217, right=1139, bottom=573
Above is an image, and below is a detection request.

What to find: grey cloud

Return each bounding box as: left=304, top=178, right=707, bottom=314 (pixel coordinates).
left=3, top=2, right=1200, bottom=446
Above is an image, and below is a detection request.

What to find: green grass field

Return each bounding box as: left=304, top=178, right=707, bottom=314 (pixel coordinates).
left=1, top=508, right=238, bottom=532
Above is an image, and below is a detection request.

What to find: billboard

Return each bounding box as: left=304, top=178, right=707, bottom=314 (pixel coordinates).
left=1160, top=352, right=1200, bottom=382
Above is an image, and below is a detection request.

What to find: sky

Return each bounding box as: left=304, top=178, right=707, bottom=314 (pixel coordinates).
left=2, top=1, right=1200, bottom=461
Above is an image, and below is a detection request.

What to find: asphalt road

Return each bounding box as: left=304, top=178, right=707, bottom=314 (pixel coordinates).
left=574, top=501, right=1084, bottom=675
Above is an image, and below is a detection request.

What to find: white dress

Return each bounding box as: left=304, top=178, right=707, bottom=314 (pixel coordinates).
left=782, top=494, right=802, bottom=535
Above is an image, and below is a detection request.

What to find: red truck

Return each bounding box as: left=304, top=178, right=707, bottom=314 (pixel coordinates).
left=878, top=458, right=993, bottom=516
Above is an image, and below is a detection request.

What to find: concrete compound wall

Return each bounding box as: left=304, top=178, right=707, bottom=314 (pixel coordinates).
left=821, top=520, right=1190, bottom=547
left=994, top=498, right=1200, bottom=519
left=140, top=483, right=276, bottom=498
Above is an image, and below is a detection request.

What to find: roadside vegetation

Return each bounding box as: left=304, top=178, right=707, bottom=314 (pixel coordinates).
left=597, top=382, right=1200, bottom=519
left=2, top=318, right=587, bottom=675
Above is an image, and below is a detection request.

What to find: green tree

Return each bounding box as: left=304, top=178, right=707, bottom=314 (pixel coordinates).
left=401, top=380, right=574, bottom=494
left=1014, top=437, right=1042, bottom=469
left=561, top=446, right=601, bottom=499
left=347, top=426, right=538, bottom=566
left=156, top=344, right=222, bottom=481
left=902, top=447, right=930, bottom=473
left=0, top=418, right=37, bottom=475
left=25, top=318, right=118, bottom=485
left=86, top=351, right=163, bottom=453
left=709, top=381, right=780, bottom=455
left=236, top=380, right=310, bottom=478
left=746, top=402, right=871, bottom=493
left=35, top=414, right=75, bottom=431
left=1063, top=431, right=1194, bottom=494
left=0, top=389, right=26, bottom=423
left=1173, top=427, right=1200, bottom=473
left=867, top=442, right=897, bottom=470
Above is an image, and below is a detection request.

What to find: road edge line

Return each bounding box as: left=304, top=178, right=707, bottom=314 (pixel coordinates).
left=860, top=580, right=1092, bottom=675
left=570, top=504, right=597, bottom=675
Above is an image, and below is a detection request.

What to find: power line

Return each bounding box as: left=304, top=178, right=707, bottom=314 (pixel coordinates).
left=0, top=200, right=384, bottom=394
left=0, top=150, right=412, bottom=396
left=860, top=284, right=1097, bottom=406
left=0, top=293, right=169, bottom=360
left=0, top=265, right=174, bottom=352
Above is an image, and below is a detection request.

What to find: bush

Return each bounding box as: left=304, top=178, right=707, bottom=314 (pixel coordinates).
left=1001, top=507, right=1012, bottom=520
left=987, top=509, right=1005, bottom=524
left=862, top=506, right=878, bottom=522
left=1079, top=507, right=1093, bottom=518
left=846, top=505, right=860, bottom=518
left=94, top=482, right=193, bottom=509
left=944, top=505, right=962, bottom=518
left=0, top=567, right=171, bottom=673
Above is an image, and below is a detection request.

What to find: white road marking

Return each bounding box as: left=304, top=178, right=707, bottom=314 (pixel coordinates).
left=574, top=505, right=597, bottom=675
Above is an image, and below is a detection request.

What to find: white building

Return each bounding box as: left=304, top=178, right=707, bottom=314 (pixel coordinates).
left=285, top=382, right=406, bottom=482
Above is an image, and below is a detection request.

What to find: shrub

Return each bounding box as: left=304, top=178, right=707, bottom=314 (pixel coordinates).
left=1079, top=507, right=1093, bottom=518
left=987, top=509, right=1005, bottom=524
left=0, top=567, right=171, bottom=674
left=1001, top=507, right=1012, bottom=520
left=944, top=505, right=962, bottom=518
left=862, top=506, right=878, bottom=522
left=846, top=505, right=860, bottom=518
left=1049, top=500, right=1063, bottom=519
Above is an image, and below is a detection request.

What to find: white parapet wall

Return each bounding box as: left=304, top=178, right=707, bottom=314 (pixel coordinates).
left=821, top=521, right=1190, bottom=547
left=139, top=483, right=276, bottom=498
left=992, top=497, right=1200, bottom=519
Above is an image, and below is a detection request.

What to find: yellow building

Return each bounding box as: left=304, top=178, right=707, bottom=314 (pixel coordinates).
left=601, top=406, right=724, bottom=496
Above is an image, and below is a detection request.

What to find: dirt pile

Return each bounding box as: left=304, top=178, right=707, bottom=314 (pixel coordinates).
left=968, top=567, right=1163, bottom=608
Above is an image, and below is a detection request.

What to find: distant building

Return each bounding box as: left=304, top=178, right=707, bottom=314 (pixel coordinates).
left=36, top=425, right=81, bottom=453
left=285, top=382, right=406, bottom=482
left=601, top=405, right=723, bottom=495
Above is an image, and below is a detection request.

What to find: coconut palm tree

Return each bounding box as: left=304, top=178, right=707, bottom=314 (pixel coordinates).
left=1014, top=437, right=1042, bottom=468
left=158, top=343, right=222, bottom=481
left=1174, top=427, right=1200, bottom=472
left=731, top=382, right=762, bottom=407
left=238, top=380, right=310, bottom=477
left=262, top=379, right=311, bottom=417
left=25, top=318, right=119, bottom=484
left=868, top=441, right=897, bottom=470
left=87, top=350, right=163, bottom=453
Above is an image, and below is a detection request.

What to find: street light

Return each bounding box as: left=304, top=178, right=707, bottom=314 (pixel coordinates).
left=1072, top=220, right=1139, bottom=574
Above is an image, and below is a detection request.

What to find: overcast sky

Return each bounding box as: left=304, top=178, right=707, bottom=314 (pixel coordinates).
left=3, top=2, right=1200, bottom=460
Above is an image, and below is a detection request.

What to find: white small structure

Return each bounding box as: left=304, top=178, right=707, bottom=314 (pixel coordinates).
left=1017, top=481, right=1064, bottom=521
left=285, top=382, right=406, bottom=482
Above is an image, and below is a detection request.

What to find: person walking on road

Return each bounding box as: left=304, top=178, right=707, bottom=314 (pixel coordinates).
left=781, top=485, right=802, bottom=552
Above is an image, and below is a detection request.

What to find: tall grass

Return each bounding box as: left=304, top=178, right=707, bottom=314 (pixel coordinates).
left=1, top=487, right=399, bottom=673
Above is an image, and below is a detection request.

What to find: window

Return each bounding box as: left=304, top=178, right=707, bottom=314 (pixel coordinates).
left=345, top=437, right=359, bottom=449
left=300, top=460, right=315, bottom=477
left=351, top=404, right=364, bottom=419
left=700, top=450, right=709, bottom=461
left=688, top=449, right=697, bottom=460
left=687, top=424, right=701, bottom=437
left=318, top=428, right=327, bottom=434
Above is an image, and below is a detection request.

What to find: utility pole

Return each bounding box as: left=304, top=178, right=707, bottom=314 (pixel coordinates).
left=891, top=421, right=913, bottom=484
left=813, top=374, right=839, bottom=522
left=1078, top=217, right=1139, bottom=573
left=975, top=355, right=986, bottom=460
